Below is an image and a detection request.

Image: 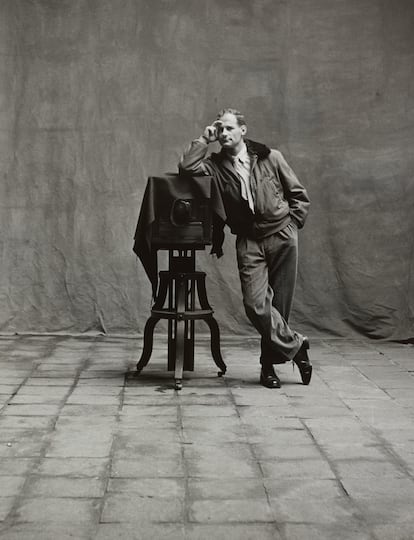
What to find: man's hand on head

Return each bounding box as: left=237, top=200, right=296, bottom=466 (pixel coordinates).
left=201, top=121, right=222, bottom=144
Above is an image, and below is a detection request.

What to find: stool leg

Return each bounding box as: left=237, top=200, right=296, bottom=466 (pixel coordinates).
left=205, top=316, right=227, bottom=376
left=137, top=316, right=159, bottom=373
left=174, top=278, right=186, bottom=390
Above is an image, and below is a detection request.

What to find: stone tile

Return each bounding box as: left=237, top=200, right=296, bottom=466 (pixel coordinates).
left=252, top=442, right=321, bottom=460
left=189, top=499, right=273, bottom=523
left=2, top=404, right=61, bottom=416
left=34, top=457, right=108, bottom=478
left=351, top=496, right=414, bottom=525
left=231, top=389, right=291, bottom=407
left=14, top=497, right=100, bottom=523
left=304, top=418, right=378, bottom=446
left=264, top=478, right=343, bottom=500
left=180, top=405, right=237, bottom=417
left=289, top=405, right=351, bottom=418
left=187, top=455, right=261, bottom=479
left=237, top=406, right=297, bottom=420
left=94, top=523, right=185, bottom=540
left=65, top=394, right=121, bottom=405
left=101, top=493, right=183, bottom=523
left=9, top=394, right=63, bottom=404
left=243, top=426, right=315, bottom=446
left=0, top=458, right=36, bottom=476
left=361, top=415, right=414, bottom=430
left=340, top=476, right=414, bottom=499
left=107, top=478, right=185, bottom=498
left=117, top=428, right=181, bottom=444
left=333, top=459, right=405, bottom=479
left=16, top=386, right=68, bottom=396
left=0, top=524, right=93, bottom=540
left=113, top=437, right=182, bottom=458
left=0, top=476, right=26, bottom=497
left=183, top=427, right=245, bottom=444
left=54, top=416, right=116, bottom=430
left=70, top=386, right=122, bottom=396
left=176, top=394, right=233, bottom=406
left=120, top=405, right=178, bottom=417
left=76, top=378, right=125, bottom=387
left=377, top=428, right=414, bottom=445
left=183, top=442, right=252, bottom=461
left=0, top=434, right=45, bottom=458
left=0, top=395, right=10, bottom=406
left=188, top=478, right=266, bottom=500
left=0, top=385, right=20, bottom=395
left=120, top=395, right=179, bottom=406
left=0, top=498, right=16, bottom=521
left=59, top=404, right=119, bottom=416
left=0, top=370, right=30, bottom=378
left=25, top=476, right=105, bottom=498
left=260, top=459, right=335, bottom=479
left=118, top=415, right=177, bottom=429
left=372, top=522, right=414, bottom=540
left=0, top=378, right=27, bottom=385
left=24, top=378, right=74, bottom=386
left=0, top=416, right=53, bottom=430
left=184, top=524, right=280, bottom=540
left=270, top=494, right=355, bottom=523
left=110, top=457, right=184, bottom=478
left=322, top=444, right=386, bottom=461
left=283, top=523, right=371, bottom=540
left=384, top=387, right=414, bottom=400
left=46, top=429, right=114, bottom=458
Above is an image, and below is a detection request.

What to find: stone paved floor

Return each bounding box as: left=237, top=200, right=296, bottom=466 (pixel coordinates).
left=0, top=334, right=413, bottom=540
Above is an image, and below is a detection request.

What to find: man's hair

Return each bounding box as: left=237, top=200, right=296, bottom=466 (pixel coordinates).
left=216, top=108, right=246, bottom=127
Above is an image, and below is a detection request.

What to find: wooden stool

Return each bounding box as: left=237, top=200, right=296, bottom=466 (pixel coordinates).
left=137, top=250, right=226, bottom=389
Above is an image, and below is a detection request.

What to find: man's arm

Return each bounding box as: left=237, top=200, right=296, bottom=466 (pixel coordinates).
left=271, top=150, right=310, bottom=229
left=179, top=137, right=211, bottom=175
left=178, top=123, right=220, bottom=175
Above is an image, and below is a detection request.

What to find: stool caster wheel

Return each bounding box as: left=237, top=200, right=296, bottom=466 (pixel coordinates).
left=136, top=366, right=142, bottom=374
left=217, top=371, right=225, bottom=377
left=175, top=379, right=182, bottom=391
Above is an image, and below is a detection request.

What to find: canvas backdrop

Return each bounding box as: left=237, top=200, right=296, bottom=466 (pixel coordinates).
left=1, top=0, right=413, bottom=340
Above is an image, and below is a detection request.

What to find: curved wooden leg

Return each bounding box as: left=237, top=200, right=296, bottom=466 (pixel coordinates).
left=174, top=279, right=186, bottom=390
left=137, top=316, right=160, bottom=373
left=204, top=316, right=226, bottom=375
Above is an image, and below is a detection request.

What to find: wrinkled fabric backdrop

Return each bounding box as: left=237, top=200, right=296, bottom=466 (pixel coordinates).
left=1, top=0, right=413, bottom=340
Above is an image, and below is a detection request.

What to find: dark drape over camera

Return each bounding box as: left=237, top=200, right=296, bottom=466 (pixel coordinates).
left=0, top=0, right=413, bottom=339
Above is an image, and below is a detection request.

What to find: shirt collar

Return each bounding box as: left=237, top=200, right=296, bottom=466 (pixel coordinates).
left=231, top=143, right=249, bottom=164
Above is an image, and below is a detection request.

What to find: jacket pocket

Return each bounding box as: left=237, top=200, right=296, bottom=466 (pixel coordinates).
left=255, top=175, right=285, bottom=217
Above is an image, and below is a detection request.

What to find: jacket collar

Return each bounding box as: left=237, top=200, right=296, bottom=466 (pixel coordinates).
left=212, top=138, right=271, bottom=164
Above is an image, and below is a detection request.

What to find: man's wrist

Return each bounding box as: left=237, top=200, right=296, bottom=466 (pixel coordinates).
left=199, top=135, right=209, bottom=144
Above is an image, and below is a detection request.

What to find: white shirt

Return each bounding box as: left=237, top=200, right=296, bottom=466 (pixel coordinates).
left=227, top=144, right=254, bottom=212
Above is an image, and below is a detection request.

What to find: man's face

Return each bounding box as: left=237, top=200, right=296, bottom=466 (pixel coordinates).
left=216, top=113, right=247, bottom=150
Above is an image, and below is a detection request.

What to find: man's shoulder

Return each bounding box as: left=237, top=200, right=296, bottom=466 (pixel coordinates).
left=267, top=148, right=283, bottom=161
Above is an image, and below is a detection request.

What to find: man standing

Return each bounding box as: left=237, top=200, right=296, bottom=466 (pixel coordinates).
left=179, top=108, right=311, bottom=389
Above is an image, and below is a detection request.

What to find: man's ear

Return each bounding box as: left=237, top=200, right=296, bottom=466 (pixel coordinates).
left=241, top=125, right=247, bottom=136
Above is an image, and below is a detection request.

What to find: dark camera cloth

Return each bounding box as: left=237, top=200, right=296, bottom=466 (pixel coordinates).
left=133, top=174, right=227, bottom=295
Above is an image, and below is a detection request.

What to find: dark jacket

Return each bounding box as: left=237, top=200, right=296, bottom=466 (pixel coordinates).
left=179, top=138, right=310, bottom=239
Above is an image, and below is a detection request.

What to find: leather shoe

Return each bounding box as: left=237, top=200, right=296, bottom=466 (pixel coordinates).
left=260, top=364, right=281, bottom=389
left=293, top=338, right=312, bottom=385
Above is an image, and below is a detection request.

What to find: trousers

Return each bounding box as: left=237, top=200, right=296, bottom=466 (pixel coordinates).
left=236, top=222, right=304, bottom=365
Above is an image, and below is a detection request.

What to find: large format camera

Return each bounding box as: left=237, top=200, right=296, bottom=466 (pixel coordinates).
left=151, top=197, right=212, bottom=247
